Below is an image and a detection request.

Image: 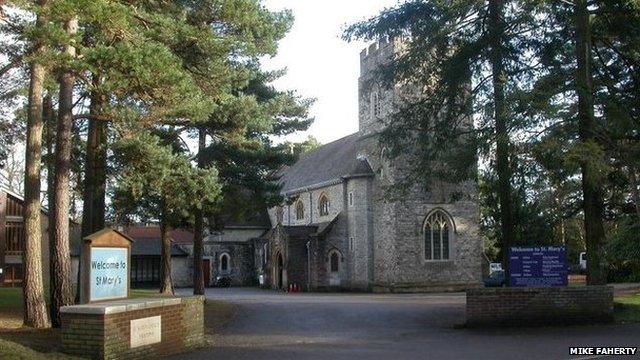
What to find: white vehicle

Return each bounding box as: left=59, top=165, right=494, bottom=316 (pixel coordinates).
left=579, top=252, right=587, bottom=272
left=489, top=262, right=503, bottom=275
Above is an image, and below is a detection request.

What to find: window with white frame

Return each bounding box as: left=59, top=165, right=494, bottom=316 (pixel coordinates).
left=424, top=210, right=454, bottom=261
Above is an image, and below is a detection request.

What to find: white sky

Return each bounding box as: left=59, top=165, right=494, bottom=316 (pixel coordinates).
left=262, top=0, right=400, bottom=145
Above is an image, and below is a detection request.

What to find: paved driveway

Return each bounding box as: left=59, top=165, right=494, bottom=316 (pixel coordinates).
left=175, top=288, right=640, bottom=360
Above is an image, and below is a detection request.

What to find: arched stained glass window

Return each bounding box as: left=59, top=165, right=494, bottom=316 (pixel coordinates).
left=424, top=211, right=453, bottom=261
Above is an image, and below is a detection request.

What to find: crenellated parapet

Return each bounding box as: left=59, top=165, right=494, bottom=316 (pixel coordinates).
left=359, top=36, right=397, bottom=76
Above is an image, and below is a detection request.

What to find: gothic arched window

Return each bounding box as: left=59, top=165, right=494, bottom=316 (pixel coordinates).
left=295, top=200, right=305, bottom=220
left=424, top=210, right=454, bottom=261
left=319, top=194, right=329, bottom=217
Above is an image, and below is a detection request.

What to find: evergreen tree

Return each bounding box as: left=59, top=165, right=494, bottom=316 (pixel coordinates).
left=111, top=131, right=221, bottom=294
left=21, top=0, right=51, bottom=328
left=518, top=0, right=640, bottom=284
left=50, top=14, right=78, bottom=327
left=134, top=1, right=310, bottom=294
left=574, top=0, right=606, bottom=285
left=591, top=0, right=640, bottom=224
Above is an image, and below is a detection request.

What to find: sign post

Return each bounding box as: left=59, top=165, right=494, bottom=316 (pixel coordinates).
left=509, top=245, right=568, bottom=287
left=79, top=228, right=133, bottom=303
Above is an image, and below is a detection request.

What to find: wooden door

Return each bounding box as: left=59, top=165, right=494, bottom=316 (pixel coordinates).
left=203, top=259, right=211, bottom=287
left=329, top=251, right=341, bottom=287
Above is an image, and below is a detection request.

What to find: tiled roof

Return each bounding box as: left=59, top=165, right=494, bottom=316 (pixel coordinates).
left=129, top=237, right=188, bottom=256
left=277, top=132, right=374, bottom=194
left=123, top=226, right=194, bottom=245
left=74, top=226, right=192, bottom=256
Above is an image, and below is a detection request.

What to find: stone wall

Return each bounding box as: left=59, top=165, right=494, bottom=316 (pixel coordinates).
left=466, top=286, right=614, bottom=327
left=207, top=242, right=255, bottom=286
left=318, top=213, right=349, bottom=289
left=273, top=183, right=345, bottom=227
left=171, top=257, right=192, bottom=288
left=346, top=177, right=373, bottom=291
left=61, top=296, right=204, bottom=360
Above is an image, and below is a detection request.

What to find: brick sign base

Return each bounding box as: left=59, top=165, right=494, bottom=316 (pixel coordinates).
left=466, top=286, right=614, bottom=327
left=61, top=296, right=205, bottom=359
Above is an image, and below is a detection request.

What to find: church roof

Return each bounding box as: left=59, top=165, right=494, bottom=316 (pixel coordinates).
left=260, top=215, right=338, bottom=240
left=277, top=132, right=374, bottom=194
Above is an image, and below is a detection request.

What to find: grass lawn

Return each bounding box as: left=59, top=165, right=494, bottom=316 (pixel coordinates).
left=0, top=288, right=69, bottom=359
left=614, top=293, right=640, bottom=323
left=0, top=287, right=236, bottom=359
left=0, top=288, right=24, bottom=329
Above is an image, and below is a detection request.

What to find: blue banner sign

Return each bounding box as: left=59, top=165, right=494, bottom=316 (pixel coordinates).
left=509, top=246, right=568, bottom=287
left=90, top=247, right=128, bottom=301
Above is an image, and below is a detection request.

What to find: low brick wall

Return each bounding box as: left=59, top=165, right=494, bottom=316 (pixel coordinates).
left=61, top=296, right=205, bottom=360
left=466, top=286, right=614, bottom=327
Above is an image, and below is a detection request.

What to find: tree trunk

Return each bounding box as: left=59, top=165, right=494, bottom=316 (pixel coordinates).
left=81, top=76, right=107, bottom=237
left=44, top=93, right=55, bottom=227
left=575, top=0, right=607, bottom=285
left=160, top=215, right=174, bottom=295
left=50, top=17, right=78, bottom=327
left=44, top=94, right=57, bottom=317
left=629, top=168, right=640, bottom=223
left=193, top=129, right=206, bottom=295
left=488, top=0, right=515, bottom=283
left=22, top=0, right=51, bottom=329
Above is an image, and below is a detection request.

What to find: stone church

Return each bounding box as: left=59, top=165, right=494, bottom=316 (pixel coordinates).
left=66, top=39, right=482, bottom=292
left=256, top=38, right=483, bottom=292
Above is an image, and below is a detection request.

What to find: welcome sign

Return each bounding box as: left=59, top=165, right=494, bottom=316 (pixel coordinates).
left=90, top=247, right=128, bottom=301
left=509, top=245, right=568, bottom=287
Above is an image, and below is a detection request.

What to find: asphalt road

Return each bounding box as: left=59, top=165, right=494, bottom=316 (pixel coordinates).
left=174, top=288, right=640, bottom=360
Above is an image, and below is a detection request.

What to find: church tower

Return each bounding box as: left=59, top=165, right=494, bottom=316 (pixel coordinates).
left=354, top=38, right=483, bottom=292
